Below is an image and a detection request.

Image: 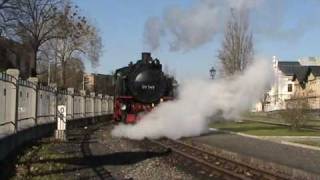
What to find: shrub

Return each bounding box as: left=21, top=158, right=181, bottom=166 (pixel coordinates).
left=280, top=96, right=310, bottom=130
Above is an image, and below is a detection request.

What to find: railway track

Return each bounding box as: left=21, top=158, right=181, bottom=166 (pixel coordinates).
left=149, top=138, right=291, bottom=180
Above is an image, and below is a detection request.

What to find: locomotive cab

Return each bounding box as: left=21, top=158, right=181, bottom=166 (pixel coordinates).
left=113, top=52, right=175, bottom=123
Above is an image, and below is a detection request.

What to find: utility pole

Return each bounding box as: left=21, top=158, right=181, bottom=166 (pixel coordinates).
left=48, top=62, right=51, bottom=84
left=82, top=74, right=85, bottom=91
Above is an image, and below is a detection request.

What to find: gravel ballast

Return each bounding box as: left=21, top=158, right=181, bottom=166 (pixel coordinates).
left=1, top=120, right=197, bottom=179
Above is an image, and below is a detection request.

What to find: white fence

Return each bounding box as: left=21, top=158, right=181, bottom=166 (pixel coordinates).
left=0, top=69, right=114, bottom=138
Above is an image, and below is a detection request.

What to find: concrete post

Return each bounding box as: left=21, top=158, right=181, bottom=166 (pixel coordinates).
left=90, top=92, right=95, bottom=118
left=101, top=95, right=108, bottom=114
left=105, top=95, right=110, bottom=114
left=5, top=69, right=19, bottom=134
left=27, top=77, right=38, bottom=125
left=67, top=88, right=74, bottom=120
left=80, top=90, right=86, bottom=118
left=97, top=94, right=102, bottom=116
left=90, top=92, right=95, bottom=117
left=109, top=96, right=114, bottom=113
left=49, top=84, right=57, bottom=123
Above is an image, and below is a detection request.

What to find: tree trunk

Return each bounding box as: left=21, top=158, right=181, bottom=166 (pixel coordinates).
left=62, top=61, right=67, bottom=88
left=31, top=49, right=37, bottom=77
left=54, top=56, right=58, bottom=84
left=62, top=62, right=66, bottom=88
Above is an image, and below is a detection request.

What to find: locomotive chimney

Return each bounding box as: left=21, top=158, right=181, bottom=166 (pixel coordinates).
left=142, top=52, right=152, bottom=63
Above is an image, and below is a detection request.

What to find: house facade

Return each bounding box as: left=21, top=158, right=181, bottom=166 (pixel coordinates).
left=84, top=73, right=114, bottom=95
left=292, top=68, right=320, bottom=109
left=256, top=56, right=320, bottom=111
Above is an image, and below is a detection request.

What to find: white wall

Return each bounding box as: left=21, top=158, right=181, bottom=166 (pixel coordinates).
left=0, top=70, right=113, bottom=138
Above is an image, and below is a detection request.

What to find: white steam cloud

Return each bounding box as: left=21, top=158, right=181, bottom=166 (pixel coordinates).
left=144, top=0, right=320, bottom=51
left=112, top=58, right=273, bottom=140
left=144, top=0, right=262, bottom=51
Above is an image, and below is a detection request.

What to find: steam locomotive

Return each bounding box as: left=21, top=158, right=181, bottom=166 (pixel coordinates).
left=113, top=52, right=176, bottom=123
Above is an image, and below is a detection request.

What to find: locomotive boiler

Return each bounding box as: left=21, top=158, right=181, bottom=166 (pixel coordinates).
left=113, top=52, right=176, bottom=123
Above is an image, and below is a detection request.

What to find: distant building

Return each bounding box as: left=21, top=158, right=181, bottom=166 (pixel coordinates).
left=84, top=73, right=114, bottom=95
left=256, top=56, right=320, bottom=111
left=84, top=73, right=95, bottom=91
left=291, top=66, right=320, bottom=109
left=299, top=56, right=320, bottom=66
left=0, top=37, right=34, bottom=79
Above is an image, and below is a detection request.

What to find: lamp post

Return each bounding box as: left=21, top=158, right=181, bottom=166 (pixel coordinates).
left=210, top=66, right=216, bottom=80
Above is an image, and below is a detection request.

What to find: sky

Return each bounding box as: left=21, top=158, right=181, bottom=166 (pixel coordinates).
left=73, top=0, right=320, bottom=79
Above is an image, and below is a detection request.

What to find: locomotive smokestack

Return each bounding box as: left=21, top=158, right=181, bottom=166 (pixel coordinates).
left=142, top=52, right=152, bottom=63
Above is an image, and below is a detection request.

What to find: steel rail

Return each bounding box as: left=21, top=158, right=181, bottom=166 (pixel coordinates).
left=150, top=139, right=291, bottom=180
left=151, top=139, right=248, bottom=180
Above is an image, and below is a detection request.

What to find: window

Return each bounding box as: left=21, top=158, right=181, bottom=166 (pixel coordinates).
left=288, top=84, right=293, bottom=92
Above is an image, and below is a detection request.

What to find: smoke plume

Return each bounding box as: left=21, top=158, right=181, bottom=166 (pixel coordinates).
left=144, top=0, right=320, bottom=51
left=143, top=17, right=164, bottom=51
left=143, top=0, right=262, bottom=51
left=111, top=58, right=273, bottom=140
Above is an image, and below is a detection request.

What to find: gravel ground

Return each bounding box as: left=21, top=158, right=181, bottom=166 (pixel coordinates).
left=1, top=120, right=197, bottom=180
left=91, top=124, right=196, bottom=180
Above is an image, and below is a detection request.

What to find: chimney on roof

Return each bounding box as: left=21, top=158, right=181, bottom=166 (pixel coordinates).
left=142, top=52, right=152, bottom=63
left=272, top=56, right=278, bottom=68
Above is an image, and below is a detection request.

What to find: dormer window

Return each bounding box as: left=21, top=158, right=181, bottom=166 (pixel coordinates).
left=288, top=84, right=293, bottom=92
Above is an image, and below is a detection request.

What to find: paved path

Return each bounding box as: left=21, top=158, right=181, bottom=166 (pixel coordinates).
left=192, top=131, right=320, bottom=175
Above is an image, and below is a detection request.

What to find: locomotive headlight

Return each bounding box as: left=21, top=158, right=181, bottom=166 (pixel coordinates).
left=121, top=104, right=127, bottom=110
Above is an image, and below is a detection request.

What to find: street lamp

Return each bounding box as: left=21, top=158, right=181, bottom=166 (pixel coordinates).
left=210, top=66, right=216, bottom=79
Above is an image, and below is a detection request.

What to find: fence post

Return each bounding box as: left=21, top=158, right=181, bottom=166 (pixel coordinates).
left=28, top=77, right=38, bottom=126
left=90, top=92, right=95, bottom=119
left=80, top=90, right=86, bottom=118
left=67, top=88, right=74, bottom=120
left=109, top=96, right=114, bottom=113
left=49, top=83, right=57, bottom=123
left=6, top=69, right=19, bottom=133
left=97, top=94, right=102, bottom=117
left=106, top=95, right=110, bottom=114
left=103, top=95, right=108, bottom=115
left=105, top=95, right=110, bottom=114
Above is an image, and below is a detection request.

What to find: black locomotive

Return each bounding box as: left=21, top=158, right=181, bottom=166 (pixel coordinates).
left=113, top=52, right=176, bottom=123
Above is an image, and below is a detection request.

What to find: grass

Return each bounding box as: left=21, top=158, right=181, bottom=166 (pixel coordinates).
left=2, top=138, right=71, bottom=180
left=244, top=112, right=320, bottom=128
left=210, top=121, right=320, bottom=136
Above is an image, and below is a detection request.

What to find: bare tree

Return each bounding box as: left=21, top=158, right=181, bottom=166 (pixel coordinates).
left=38, top=57, right=85, bottom=88
left=0, top=0, right=10, bottom=9
left=44, top=2, right=102, bottom=87
left=0, top=0, right=17, bottom=36
left=218, top=9, right=253, bottom=76
left=6, top=0, right=64, bottom=76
